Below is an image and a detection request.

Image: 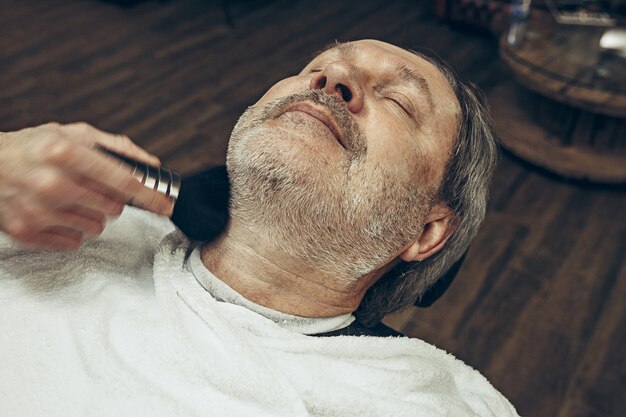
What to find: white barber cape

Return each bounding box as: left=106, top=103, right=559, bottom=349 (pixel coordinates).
left=0, top=208, right=519, bottom=417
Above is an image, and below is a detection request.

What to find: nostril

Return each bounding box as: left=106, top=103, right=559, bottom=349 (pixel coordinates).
left=336, top=84, right=352, bottom=102
left=317, top=76, right=327, bottom=89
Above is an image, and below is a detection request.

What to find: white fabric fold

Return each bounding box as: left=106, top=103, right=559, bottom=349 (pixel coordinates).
left=0, top=208, right=519, bottom=417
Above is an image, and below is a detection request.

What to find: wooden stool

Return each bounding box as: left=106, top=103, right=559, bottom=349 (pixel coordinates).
left=490, top=10, right=626, bottom=183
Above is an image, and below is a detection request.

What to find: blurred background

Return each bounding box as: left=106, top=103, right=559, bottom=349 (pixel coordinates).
left=1, top=0, right=624, bottom=416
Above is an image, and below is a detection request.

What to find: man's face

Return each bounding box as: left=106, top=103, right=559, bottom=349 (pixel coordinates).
left=226, top=40, right=460, bottom=282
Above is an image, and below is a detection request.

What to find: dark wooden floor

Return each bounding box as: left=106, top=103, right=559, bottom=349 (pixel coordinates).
left=1, top=1, right=624, bottom=416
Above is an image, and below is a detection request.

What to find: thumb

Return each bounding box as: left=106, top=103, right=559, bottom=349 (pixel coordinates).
left=95, top=133, right=161, bottom=167
left=65, top=122, right=161, bottom=167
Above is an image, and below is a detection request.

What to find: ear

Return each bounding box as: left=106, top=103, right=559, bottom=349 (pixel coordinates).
left=400, top=202, right=456, bottom=262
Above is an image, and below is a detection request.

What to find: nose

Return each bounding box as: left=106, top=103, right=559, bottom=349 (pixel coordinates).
left=309, top=61, right=364, bottom=113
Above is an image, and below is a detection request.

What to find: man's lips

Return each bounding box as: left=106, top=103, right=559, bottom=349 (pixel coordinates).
left=280, top=102, right=347, bottom=150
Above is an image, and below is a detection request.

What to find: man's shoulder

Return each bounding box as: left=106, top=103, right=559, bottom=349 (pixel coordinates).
left=301, top=325, right=519, bottom=416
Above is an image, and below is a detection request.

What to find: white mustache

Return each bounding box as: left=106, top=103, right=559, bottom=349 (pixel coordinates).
left=258, top=89, right=367, bottom=159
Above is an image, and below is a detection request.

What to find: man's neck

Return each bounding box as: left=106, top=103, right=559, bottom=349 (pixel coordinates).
left=199, top=221, right=379, bottom=318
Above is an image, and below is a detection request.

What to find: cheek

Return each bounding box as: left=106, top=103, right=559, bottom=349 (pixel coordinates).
left=255, top=76, right=308, bottom=107
left=361, top=114, right=419, bottom=173
left=359, top=114, right=442, bottom=188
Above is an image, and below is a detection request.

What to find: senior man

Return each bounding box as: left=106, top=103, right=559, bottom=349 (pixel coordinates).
left=0, top=40, right=517, bottom=416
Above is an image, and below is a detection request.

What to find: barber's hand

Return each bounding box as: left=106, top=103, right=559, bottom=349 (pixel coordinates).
left=0, top=122, right=174, bottom=250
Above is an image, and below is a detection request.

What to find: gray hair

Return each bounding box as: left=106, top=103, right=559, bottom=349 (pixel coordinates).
left=355, top=51, right=499, bottom=326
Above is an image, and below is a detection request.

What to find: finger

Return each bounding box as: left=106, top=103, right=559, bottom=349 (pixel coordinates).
left=125, top=185, right=175, bottom=217
left=53, top=206, right=107, bottom=237
left=11, top=198, right=106, bottom=238
left=26, top=168, right=126, bottom=217
left=70, top=175, right=126, bottom=217
left=5, top=219, right=83, bottom=251
left=27, top=227, right=84, bottom=251
left=98, top=134, right=161, bottom=167
left=43, top=211, right=102, bottom=237
left=64, top=122, right=161, bottom=166
left=45, top=142, right=173, bottom=215
left=63, top=205, right=107, bottom=224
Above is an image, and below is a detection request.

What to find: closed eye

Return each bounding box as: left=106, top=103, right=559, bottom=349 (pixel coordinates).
left=386, top=94, right=415, bottom=119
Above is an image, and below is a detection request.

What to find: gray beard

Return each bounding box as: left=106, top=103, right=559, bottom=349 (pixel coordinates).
left=226, top=90, right=435, bottom=284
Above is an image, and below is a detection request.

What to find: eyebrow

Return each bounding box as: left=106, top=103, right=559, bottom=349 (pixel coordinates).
left=314, top=42, right=434, bottom=111
left=396, top=64, right=434, bottom=110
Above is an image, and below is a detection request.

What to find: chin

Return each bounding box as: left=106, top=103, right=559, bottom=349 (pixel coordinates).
left=228, top=125, right=338, bottom=193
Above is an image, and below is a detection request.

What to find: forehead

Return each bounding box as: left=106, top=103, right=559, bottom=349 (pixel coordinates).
left=313, top=39, right=427, bottom=67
